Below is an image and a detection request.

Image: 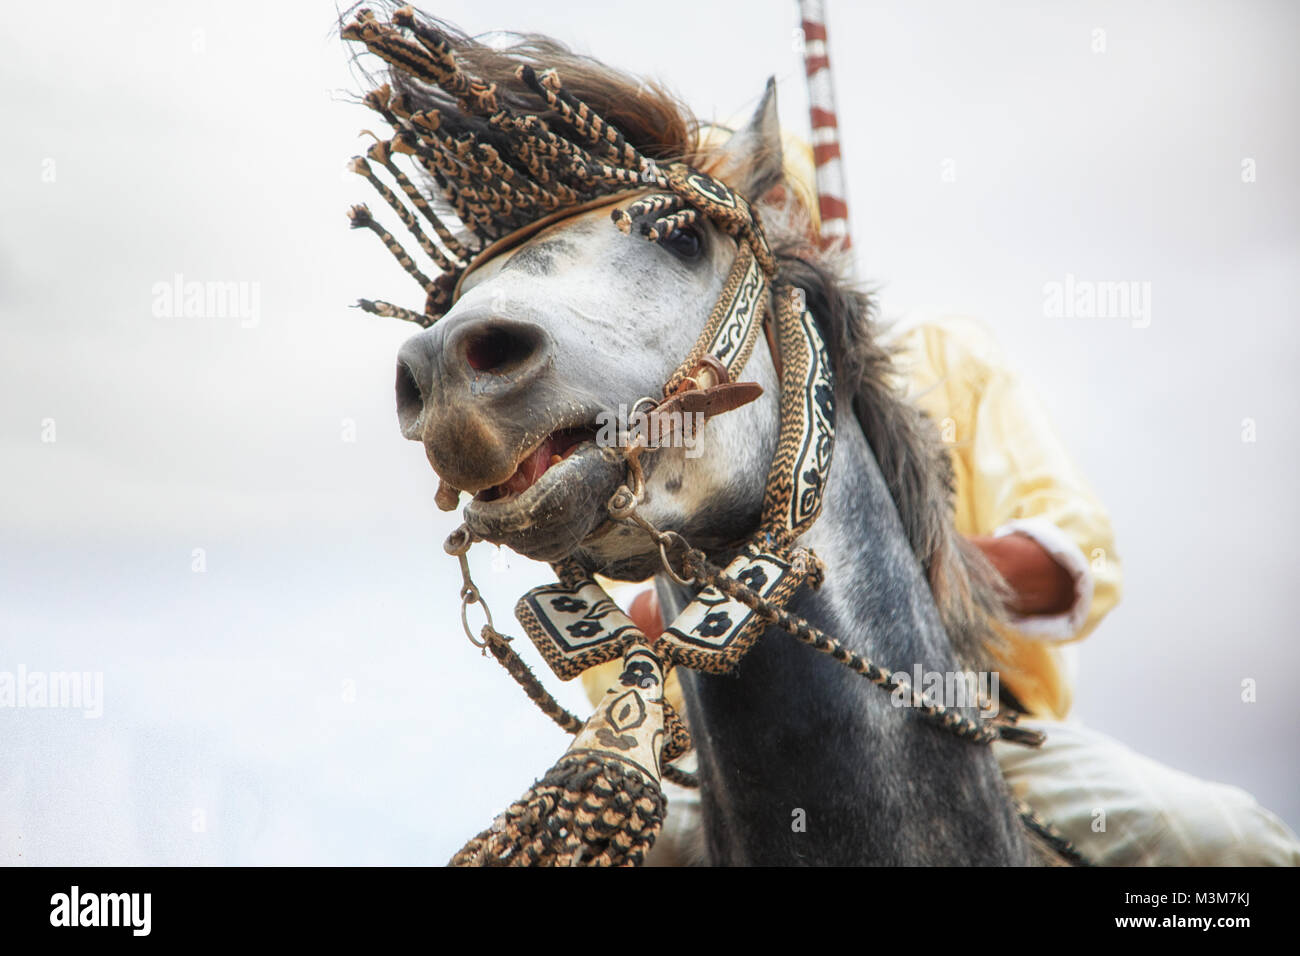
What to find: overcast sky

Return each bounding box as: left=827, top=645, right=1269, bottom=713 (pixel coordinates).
left=1, top=0, right=1297, bottom=864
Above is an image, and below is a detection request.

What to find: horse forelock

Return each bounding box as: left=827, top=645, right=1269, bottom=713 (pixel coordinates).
left=347, top=5, right=703, bottom=164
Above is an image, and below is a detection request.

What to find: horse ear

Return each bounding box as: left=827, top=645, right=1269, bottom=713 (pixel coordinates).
left=712, top=77, right=784, bottom=202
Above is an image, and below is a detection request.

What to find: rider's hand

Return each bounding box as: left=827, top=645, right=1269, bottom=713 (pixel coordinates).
left=970, top=532, right=1077, bottom=617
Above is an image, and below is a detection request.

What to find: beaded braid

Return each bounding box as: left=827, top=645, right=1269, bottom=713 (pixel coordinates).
left=342, top=5, right=781, bottom=327
left=518, top=65, right=643, bottom=170
left=612, top=193, right=685, bottom=234
left=364, top=140, right=474, bottom=261
left=346, top=204, right=437, bottom=298
left=348, top=157, right=462, bottom=274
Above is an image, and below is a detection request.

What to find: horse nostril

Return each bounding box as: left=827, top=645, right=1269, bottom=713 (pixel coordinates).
left=395, top=358, right=425, bottom=434
left=461, top=324, right=545, bottom=374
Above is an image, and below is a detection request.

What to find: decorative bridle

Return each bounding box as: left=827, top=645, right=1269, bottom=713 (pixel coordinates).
left=343, top=5, right=1083, bottom=867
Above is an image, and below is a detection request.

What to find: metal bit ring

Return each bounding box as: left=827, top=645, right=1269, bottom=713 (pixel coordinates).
left=460, top=584, right=494, bottom=649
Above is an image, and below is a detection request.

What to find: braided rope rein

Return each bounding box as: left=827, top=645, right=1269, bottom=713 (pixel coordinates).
left=453, top=487, right=1091, bottom=867
left=669, top=532, right=1089, bottom=866
left=434, top=280, right=1086, bottom=864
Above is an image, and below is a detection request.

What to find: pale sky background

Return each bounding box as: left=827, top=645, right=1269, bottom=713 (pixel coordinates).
left=1, top=0, right=1296, bottom=864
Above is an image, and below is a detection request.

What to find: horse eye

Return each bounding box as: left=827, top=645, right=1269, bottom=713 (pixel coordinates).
left=661, top=225, right=703, bottom=260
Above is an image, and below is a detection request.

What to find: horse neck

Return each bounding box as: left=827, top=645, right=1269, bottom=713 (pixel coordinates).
left=668, top=413, right=1030, bottom=865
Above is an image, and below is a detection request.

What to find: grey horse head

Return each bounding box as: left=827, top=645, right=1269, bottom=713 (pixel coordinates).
left=394, top=85, right=787, bottom=573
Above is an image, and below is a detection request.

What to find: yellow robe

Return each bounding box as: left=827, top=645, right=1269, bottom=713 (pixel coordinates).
left=888, top=316, right=1122, bottom=718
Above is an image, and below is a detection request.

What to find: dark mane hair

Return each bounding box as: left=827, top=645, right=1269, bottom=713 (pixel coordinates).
left=774, top=247, right=1009, bottom=667
left=347, top=6, right=1008, bottom=666
left=344, top=7, right=702, bottom=166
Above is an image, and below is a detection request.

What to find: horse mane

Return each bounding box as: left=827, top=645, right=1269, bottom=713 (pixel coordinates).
left=349, top=8, right=1009, bottom=665
left=769, top=237, right=1011, bottom=668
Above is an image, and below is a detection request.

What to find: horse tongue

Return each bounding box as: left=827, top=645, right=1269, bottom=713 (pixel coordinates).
left=501, top=436, right=558, bottom=496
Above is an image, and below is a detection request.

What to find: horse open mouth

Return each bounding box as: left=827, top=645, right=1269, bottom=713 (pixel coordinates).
left=472, top=427, right=596, bottom=503
left=463, top=427, right=625, bottom=562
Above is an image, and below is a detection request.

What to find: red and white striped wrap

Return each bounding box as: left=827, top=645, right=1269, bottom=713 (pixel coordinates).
left=798, top=0, right=853, bottom=257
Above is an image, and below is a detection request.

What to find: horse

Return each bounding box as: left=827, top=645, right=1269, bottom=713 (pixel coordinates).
left=353, top=10, right=1054, bottom=865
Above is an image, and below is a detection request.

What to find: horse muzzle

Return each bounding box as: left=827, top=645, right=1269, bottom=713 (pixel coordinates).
left=395, top=313, right=628, bottom=559
left=396, top=313, right=566, bottom=492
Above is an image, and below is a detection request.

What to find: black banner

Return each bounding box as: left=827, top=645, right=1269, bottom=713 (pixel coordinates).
left=0, top=865, right=1289, bottom=941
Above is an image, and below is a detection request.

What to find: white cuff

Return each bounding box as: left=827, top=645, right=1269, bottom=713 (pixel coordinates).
left=993, top=518, right=1094, bottom=642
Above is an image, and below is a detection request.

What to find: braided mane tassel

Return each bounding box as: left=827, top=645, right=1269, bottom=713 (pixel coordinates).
left=450, top=645, right=669, bottom=867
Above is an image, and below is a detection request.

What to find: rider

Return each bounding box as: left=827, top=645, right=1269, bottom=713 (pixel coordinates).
left=578, top=138, right=1300, bottom=867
